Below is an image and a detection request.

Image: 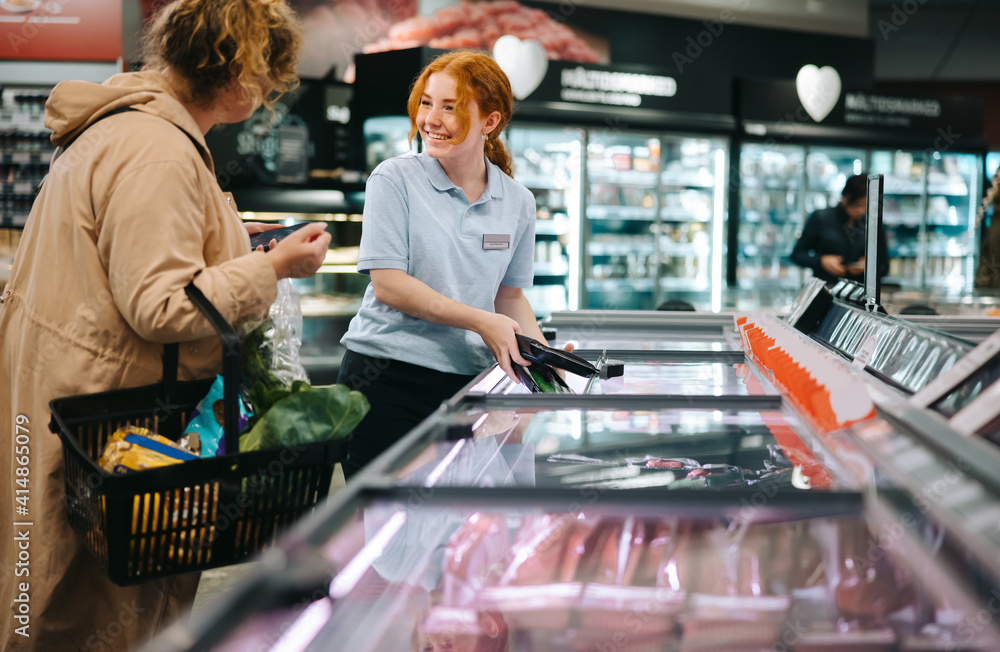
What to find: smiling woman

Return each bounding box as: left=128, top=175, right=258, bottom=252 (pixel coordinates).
left=336, top=50, right=574, bottom=479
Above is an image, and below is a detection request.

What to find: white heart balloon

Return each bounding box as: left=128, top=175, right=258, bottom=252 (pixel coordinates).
left=796, top=64, right=841, bottom=123
left=492, top=35, right=548, bottom=100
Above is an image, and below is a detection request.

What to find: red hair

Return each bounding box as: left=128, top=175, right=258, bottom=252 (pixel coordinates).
left=407, top=50, right=514, bottom=177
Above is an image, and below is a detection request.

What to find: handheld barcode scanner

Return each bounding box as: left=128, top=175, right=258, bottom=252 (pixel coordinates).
left=864, top=173, right=885, bottom=314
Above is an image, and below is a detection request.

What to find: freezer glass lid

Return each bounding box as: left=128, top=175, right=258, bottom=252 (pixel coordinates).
left=562, top=332, right=737, bottom=352
left=387, top=406, right=842, bottom=492
left=210, top=500, right=998, bottom=652
left=480, top=357, right=778, bottom=396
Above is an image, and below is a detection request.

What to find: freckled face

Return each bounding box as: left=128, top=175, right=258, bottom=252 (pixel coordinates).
left=417, top=72, right=491, bottom=168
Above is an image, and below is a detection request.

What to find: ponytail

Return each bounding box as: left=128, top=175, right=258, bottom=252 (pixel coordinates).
left=484, top=131, right=512, bottom=177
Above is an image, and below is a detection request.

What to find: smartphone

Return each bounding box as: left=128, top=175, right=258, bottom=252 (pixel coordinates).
left=249, top=222, right=313, bottom=251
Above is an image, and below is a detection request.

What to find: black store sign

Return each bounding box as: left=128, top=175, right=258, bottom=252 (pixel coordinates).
left=741, top=79, right=984, bottom=144
left=518, top=60, right=732, bottom=127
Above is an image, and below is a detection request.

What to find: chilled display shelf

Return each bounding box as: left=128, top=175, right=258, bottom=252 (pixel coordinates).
left=587, top=278, right=655, bottom=292
left=661, top=208, right=711, bottom=222
left=660, top=242, right=708, bottom=256
left=588, top=241, right=655, bottom=256
left=741, top=179, right=801, bottom=190
left=742, top=210, right=797, bottom=223
left=516, top=174, right=565, bottom=190
left=660, top=172, right=714, bottom=188
left=883, top=213, right=921, bottom=225
left=535, top=219, right=570, bottom=236
left=660, top=277, right=710, bottom=291
left=299, top=295, right=364, bottom=318
left=0, top=150, right=53, bottom=164
left=587, top=205, right=657, bottom=220
left=589, top=170, right=658, bottom=186
left=533, top=262, right=569, bottom=277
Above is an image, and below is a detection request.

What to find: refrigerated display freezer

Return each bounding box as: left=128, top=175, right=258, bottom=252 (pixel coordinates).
left=141, top=293, right=1000, bottom=652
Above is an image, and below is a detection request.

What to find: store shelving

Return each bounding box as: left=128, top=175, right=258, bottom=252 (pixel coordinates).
left=738, top=144, right=982, bottom=294
left=508, top=124, right=584, bottom=318
left=1, top=85, right=53, bottom=228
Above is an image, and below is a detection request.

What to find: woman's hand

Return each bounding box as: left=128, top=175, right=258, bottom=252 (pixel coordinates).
left=245, top=222, right=285, bottom=251
left=476, top=312, right=529, bottom=383
left=265, top=222, right=331, bottom=279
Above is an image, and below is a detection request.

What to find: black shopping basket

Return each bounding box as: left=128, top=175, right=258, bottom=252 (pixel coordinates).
left=49, top=283, right=348, bottom=585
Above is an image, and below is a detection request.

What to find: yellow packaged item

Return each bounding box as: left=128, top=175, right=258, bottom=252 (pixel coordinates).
left=98, top=426, right=199, bottom=474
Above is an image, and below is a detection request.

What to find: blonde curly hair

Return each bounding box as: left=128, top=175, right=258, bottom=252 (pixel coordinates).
left=141, top=0, right=302, bottom=111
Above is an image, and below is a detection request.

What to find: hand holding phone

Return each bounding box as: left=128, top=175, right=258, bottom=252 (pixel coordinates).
left=249, top=222, right=312, bottom=251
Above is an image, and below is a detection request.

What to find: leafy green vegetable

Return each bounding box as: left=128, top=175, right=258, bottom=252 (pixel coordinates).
left=239, top=318, right=284, bottom=395
left=239, top=385, right=369, bottom=452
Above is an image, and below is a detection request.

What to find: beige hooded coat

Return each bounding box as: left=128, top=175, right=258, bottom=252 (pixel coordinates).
left=0, top=71, right=278, bottom=651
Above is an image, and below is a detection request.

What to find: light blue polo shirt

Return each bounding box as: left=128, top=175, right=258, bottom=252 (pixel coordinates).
left=341, top=152, right=536, bottom=375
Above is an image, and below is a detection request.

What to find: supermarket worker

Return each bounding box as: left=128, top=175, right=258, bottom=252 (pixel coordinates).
left=338, top=50, right=572, bottom=478
left=0, top=1, right=330, bottom=650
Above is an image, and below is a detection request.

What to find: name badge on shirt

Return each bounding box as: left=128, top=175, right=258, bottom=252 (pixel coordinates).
left=483, top=234, right=510, bottom=250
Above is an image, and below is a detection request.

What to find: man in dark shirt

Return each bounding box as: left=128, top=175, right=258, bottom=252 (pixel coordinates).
left=791, top=174, right=889, bottom=285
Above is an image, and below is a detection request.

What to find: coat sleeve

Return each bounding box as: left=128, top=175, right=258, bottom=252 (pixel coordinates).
left=97, top=159, right=277, bottom=343
left=790, top=211, right=823, bottom=273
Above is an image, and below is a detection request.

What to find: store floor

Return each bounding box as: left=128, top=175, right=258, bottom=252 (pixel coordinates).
left=191, top=463, right=348, bottom=613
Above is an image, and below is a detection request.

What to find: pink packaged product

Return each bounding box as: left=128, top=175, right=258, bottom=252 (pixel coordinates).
left=490, top=513, right=583, bottom=630
left=441, top=512, right=509, bottom=604
left=790, top=625, right=896, bottom=652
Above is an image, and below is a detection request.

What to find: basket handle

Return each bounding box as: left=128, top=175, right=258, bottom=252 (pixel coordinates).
left=162, top=282, right=241, bottom=455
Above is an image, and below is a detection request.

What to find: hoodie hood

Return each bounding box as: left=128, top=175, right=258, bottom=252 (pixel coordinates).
left=45, top=71, right=210, bottom=166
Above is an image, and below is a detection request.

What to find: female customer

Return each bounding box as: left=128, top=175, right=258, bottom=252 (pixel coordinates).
left=0, top=1, right=330, bottom=649
left=338, top=50, right=564, bottom=478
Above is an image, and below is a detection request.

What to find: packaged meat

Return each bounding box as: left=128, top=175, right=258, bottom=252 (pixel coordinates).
left=633, top=520, right=676, bottom=588
left=416, top=606, right=509, bottom=652
left=479, top=583, right=582, bottom=631
left=625, top=455, right=700, bottom=471
left=559, top=516, right=599, bottom=582
left=577, top=584, right=682, bottom=638
left=656, top=520, right=695, bottom=593
left=443, top=513, right=509, bottom=603
left=546, top=453, right=619, bottom=467
left=791, top=626, right=896, bottom=652
left=499, top=513, right=575, bottom=585
left=680, top=593, right=790, bottom=651
left=574, top=520, right=622, bottom=583
left=835, top=520, right=915, bottom=624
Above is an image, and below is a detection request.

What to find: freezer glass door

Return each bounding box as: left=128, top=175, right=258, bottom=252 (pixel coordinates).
left=803, top=146, right=866, bottom=216
left=508, top=124, right=584, bottom=317
left=585, top=130, right=661, bottom=310
left=659, top=135, right=729, bottom=311
left=925, top=152, right=981, bottom=292
left=870, top=149, right=926, bottom=288
left=738, top=143, right=806, bottom=299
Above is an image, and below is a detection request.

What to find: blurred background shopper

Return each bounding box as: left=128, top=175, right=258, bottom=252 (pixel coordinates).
left=0, top=1, right=330, bottom=650
left=791, top=174, right=889, bottom=285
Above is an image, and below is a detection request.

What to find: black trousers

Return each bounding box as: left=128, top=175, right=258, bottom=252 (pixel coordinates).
left=337, top=349, right=476, bottom=479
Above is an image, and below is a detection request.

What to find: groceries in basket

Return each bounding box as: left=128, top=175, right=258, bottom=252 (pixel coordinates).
left=97, top=426, right=199, bottom=474
left=180, top=374, right=252, bottom=457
